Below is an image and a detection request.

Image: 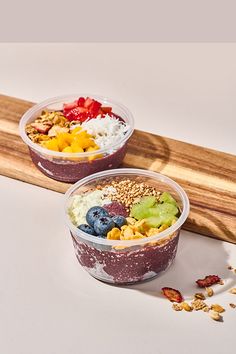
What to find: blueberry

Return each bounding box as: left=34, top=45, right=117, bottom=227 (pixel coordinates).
left=112, top=215, right=127, bottom=228
left=93, top=216, right=115, bottom=236
left=78, top=224, right=96, bottom=236
left=86, top=206, right=109, bottom=227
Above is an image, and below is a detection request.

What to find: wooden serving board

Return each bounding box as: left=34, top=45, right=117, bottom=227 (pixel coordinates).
left=0, top=94, right=236, bottom=244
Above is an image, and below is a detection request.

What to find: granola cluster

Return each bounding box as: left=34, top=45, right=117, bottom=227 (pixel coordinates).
left=163, top=268, right=236, bottom=322
left=25, top=111, right=72, bottom=143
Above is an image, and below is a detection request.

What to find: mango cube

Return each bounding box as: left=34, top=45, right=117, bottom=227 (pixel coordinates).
left=57, top=132, right=73, bottom=145
left=44, top=138, right=59, bottom=151
left=57, top=135, right=69, bottom=151
left=71, top=126, right=82, bottom=135
left=71, top=141, right=84, bottom=153
left=62, top=146, right=73, bottom=153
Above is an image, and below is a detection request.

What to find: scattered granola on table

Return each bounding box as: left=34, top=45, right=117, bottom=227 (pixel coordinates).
left=181, top=302, right=192, bottom=312
left=172, top=303, right=183, bottom=311
left=229, top=288, right=236, bottom=294
left=191, top=299, right=207, bottom=311
left=210, top=304, right=225, bottom=313
left=163, top=275, right=232, bottom=322
left=205, top=287, right=214, bottom=297
left=229, top=303, right=236, bottom=309
left=194, top=293, right=206, bottom=300
left=209, top=310, right=222, bottom=322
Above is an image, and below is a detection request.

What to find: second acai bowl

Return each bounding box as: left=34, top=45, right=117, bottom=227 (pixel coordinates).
left=65, top=168, right=190, bottom=285
left=19, top=94, right=134, bottom=182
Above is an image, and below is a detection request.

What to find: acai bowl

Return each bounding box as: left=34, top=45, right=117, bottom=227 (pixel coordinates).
left=65, top=168, right=190, bottom=285
left=19, top=95, right=134, bottom=182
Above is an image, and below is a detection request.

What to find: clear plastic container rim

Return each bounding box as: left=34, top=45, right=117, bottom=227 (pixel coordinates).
left=64, top=168, right=190, bottom=246
left=19, top=94, right=134, bottom=158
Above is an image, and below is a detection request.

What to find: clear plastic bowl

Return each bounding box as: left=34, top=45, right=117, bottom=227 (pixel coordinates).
left=19, top=94, right=134, bottom=183
left=64, top=168, right=190, bottom=285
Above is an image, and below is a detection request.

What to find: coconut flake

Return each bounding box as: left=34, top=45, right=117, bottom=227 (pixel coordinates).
left=81, top=115, right=129, bottom=149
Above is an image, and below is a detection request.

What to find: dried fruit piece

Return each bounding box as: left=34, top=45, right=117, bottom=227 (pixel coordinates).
left=48, top=125, right=69, bottom=137
left=182, top=302, right=192, bottom=312
left=209, top=310, right=222, bottom=321
left=31, top=122, right=52, bottom=134
left=162, top=287, right=183, bottom=303
left=205, top=287, right=214, bottom=297
left=229, top=288, right=236, bottom=294
left=194, top=293, right=206, bottom=300
left=210, top=304, right=225, bottom=313
left=196, top=275, right=221, bottom=288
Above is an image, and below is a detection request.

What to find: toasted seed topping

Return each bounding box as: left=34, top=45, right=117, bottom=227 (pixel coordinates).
left=102, top=179, right=160, bottom=211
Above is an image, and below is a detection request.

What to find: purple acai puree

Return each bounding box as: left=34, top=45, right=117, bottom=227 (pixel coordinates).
left=71, top=231, right=180, bottom=285
left=29, top=143, right=127, bottom=183
left=104, top=201, right=128, bottom=217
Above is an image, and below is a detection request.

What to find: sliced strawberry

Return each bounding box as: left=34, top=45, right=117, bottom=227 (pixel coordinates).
left=196, top=275, right=221, bottom=288
left=101, top=106, right=112, bottom=114
left=84, top=97, right=94, bottom=108
left=63, top=97, right=105, bottom=120
left=63, top=101, right=78, bottom=112
left=77, top=97, right=85, bottom=107
left=64, top=107, right=89, bottom=122
left=89, top=100, right=102, bottom=116
left=162, top=287, right=183, bottom=303
left=31, top=122, right=52, bottom=134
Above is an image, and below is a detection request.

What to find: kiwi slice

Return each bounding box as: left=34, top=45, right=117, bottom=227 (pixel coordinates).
left=146, top=215, right=177, bottom=228
left=159, top=192, right=177, bottom=206
left=146, top=203, right=178, bottom=217
left=130, top=196, right=157, bottom=220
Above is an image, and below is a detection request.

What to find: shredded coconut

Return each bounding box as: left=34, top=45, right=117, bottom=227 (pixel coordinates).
left=80, top=115, right=129, bottom=149
left=68, top=189, right=113, bottom=226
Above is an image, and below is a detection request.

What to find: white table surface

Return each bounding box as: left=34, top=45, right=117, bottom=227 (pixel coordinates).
left=0, top=43, right=235, bottom=354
